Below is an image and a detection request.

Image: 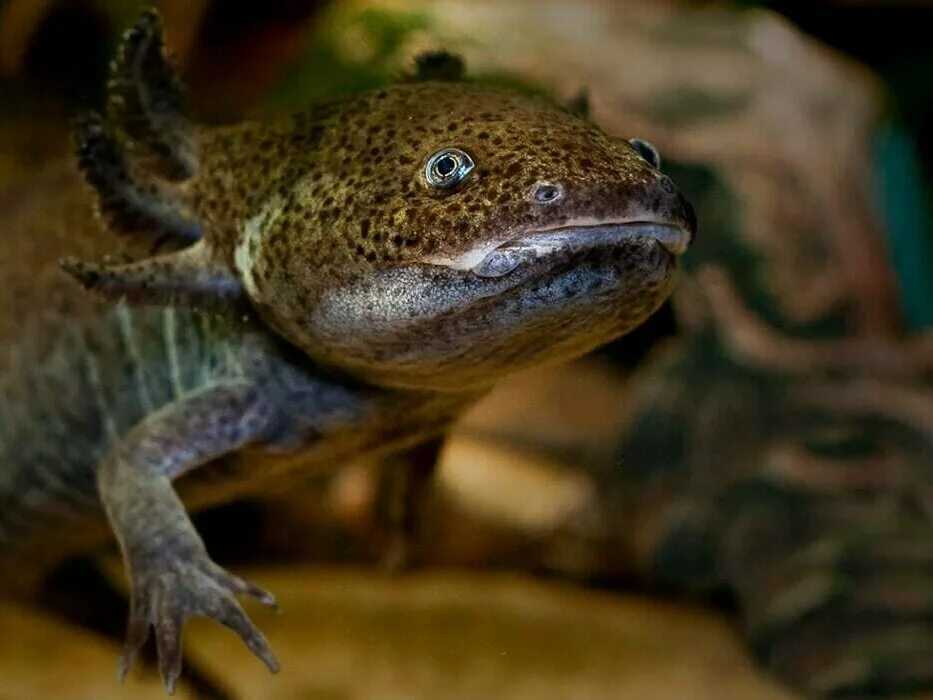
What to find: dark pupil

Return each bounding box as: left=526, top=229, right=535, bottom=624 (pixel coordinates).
left=538, top=185, right=557, bottom=201
left=435, top=155, right=457, bottom=177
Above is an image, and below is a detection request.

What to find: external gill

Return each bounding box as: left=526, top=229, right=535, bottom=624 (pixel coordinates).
left=74, top=112, right=201, bottom=246
left=105, top=7, right=197, bottom=181
left=66, top=8, right=243, bottom=308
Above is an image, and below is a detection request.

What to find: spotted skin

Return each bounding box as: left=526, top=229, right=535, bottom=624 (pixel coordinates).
left=193, top=82, right=693, bottom=387
left=0, top=9, right=695, bottom=694
left=192, top=84, right=688, bottom=266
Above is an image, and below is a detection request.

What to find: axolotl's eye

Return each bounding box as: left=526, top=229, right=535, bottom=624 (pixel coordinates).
left=424, top=147, right=474, bottom=189
left=628, top=138, right=662, bottom=170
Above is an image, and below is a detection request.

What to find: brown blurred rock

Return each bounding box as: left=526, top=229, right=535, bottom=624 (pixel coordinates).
left=185, top=567, right=797, bottom=700
left=0, top=601, right=194, bottom=699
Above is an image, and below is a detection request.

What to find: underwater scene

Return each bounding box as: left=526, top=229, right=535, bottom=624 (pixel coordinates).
left=0, top=1, right=931, bottom=698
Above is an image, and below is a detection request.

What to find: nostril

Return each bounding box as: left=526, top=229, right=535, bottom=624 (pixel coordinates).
left=658, top=175, right=676, bottom=194
left=532, top=182, right=563, bottom=204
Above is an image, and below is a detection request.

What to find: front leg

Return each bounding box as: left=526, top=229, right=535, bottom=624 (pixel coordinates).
left=99, top=380, right=281, bottom=693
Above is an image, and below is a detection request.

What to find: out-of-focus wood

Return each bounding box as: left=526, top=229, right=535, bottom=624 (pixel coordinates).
left=0, top=601, right=195, bottom=699
left=185, top=568, right=798, bottom=700
left=155, top=0, right=213, bottom=64
left=0, top=122, right=69, bottom=188
left=0, top=0, right=57, bottom=76
left=0, top=0, right=212, bottom=75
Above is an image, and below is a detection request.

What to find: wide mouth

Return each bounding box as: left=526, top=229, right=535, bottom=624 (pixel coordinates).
left=471, top=222, right=690, bottom=278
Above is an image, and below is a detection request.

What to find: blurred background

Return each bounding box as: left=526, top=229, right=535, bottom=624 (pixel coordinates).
left=0, top=1, right=931, bottom=698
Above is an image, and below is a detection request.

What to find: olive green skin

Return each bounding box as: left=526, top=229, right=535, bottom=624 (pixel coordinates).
left=189, top=82, right=694, bottom=389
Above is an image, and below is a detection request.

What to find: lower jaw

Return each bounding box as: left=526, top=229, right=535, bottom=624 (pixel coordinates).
left=501, top=247, right=675, bottom=304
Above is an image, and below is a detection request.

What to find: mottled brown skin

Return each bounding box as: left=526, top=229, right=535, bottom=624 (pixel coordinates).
left=192, top=82, right=693, bottom=388
left=0, top=9, right=695, bottom=694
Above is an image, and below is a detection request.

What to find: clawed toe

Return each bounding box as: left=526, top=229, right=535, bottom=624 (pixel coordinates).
left=155, top=612, right=183, bottom=693
left=213, top=595, right=280, bottom=673
left=118, top=591, right=154, bottom=683
left=214, top=565, right=279, bottom=610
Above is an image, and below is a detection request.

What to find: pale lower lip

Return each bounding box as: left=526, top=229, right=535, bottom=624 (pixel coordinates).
left=472, top=222, right=689, bottom=278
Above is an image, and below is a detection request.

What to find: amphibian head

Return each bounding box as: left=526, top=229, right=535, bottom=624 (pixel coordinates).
left=222, top=83, right=696, bottom=390
left=65, top=9, right=695, bottom=392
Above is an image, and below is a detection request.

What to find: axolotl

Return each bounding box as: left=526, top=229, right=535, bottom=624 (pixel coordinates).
left=0, top=9, right=695, bottom=692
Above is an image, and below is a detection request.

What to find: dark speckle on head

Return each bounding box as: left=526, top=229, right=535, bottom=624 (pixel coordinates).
left=199, top=81, right=695, bottom=390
